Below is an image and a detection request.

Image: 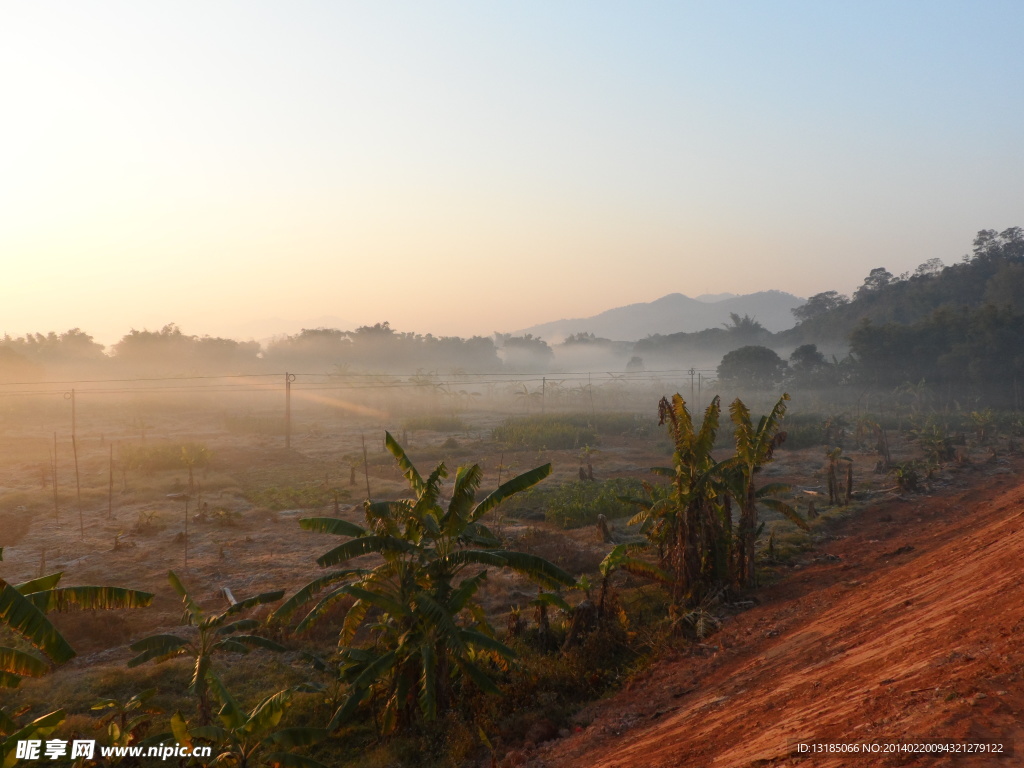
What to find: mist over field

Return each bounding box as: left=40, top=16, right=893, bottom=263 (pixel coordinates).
left=3, top=3, right=1024, bottom=766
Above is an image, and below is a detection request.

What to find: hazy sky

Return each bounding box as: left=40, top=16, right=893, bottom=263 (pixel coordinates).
left=2, top=1, right=1022, bottom=345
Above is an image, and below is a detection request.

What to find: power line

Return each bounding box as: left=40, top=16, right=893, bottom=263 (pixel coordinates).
left=0, top=368, right=719, bottom=398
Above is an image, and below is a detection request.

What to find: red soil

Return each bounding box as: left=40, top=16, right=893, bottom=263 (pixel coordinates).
left=534, top=458, right=1024, bottom=768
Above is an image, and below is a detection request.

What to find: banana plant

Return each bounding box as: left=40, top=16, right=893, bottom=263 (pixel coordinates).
left=656, top=394, right=731, bottom=605
left=172, top=679, right=328, bottom=768
left=273, top=432, right=575, bottom=734
left=1, top=547, right=153, bottom=689
left=0, top=709, right=65, bottom=768
left=622, top=481, right=673, bottom=564
left=597, top=543, right=669, bottom=618
left=728, top=394, right=808, bottom=588
left=90, top=689, right=162, bottom=761
left=127, top=571, right=285, bottom=724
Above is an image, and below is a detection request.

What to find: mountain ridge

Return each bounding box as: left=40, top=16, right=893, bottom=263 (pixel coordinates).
left=514, top=290, right=805, bottom=342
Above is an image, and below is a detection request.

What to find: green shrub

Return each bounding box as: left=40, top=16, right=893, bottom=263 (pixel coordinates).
left=118, top=442, right=210, bottom=473
left=779, top=413, right=828, bottom=449
left=543, top=478, right=647, bottom=529
left=492, top=416, right=595, bottom=450
left=244, top=484, right=348, bottom=511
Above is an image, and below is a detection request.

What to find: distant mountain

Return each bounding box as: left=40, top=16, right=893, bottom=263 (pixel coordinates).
left=693, top=292, right=739, bottom=303
left=515, top=291, right=805, bottom=342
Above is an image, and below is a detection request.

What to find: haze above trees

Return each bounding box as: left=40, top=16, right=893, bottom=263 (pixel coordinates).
left=2, top=228, right=1022, bottom=409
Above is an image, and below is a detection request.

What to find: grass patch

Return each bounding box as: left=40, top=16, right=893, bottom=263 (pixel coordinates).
left=244, top=484, right=349, bottom=511
left=118, top=442, right=210, bottom=473
left=492, top=416, right=595, bottom=450
left=492, top=412, right=652, bottom=451
left=510, top=477, right=647, bottom=529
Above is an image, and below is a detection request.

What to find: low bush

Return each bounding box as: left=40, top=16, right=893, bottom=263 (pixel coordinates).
left=244, top=484, right=348, bottom=511
left=543, top=477, right=647, bottom=529
left=119, top=442, right=210, bottom=473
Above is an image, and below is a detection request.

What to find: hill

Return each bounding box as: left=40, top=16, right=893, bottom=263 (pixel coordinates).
left=783, top=227, right=1024, bottom=346
left=515, top=291, right=805, bottom=342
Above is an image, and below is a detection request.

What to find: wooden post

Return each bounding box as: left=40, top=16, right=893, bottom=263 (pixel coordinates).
left=72, top=434, right=83, bottom=538
left=67, top=390, right=83, bottom=538
left=285, top=373, right=293, bottom=449
left=108, top=443, right=114, bottom=520
left=51, top=432, right=59, bottom=525
left=361, top=434, right=371, bottom=500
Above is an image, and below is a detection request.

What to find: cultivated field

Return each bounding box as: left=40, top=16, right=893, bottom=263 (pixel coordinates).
left=1, top=386, right=1019, bottom=766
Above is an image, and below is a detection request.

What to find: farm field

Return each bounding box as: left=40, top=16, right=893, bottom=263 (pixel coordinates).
left=1, top=390, right=1020, bottom=767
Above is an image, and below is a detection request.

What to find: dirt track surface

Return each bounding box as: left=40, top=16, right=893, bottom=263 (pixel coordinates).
left=535, top=460, right=1024, bottom=768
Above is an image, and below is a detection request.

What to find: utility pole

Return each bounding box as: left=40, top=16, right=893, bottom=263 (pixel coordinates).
left=51, top=432, right=59, bottom=525
left=66, top=390, right=83, bottom=538
left=361, top=434, right=371, bottom=500
left=108, top=443, right=114, bottom=520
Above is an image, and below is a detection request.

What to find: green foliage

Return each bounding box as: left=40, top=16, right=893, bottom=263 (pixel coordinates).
left=474, top=613, right=644, bottom=746
left=910, top=422, right=956, bottom=463
left=717, top=346, right=787, bottom=389
left=541, top=478, right=647, bottom=529
left=173, top=681, right=329, bottom=768
left=969, top=409, right=996, bottom=444
left=729, top=394, right=804, bottom=588
left=1, top=573, right=153, bottom=689
left=786, top=226, right=1024, bottom=347
left=119, top=442, right=211, bottom=474
left=245, top=484, right=349, bottom=511
left=91, top=688, right=162, bottom=760
left=792, top=291, right=850, bottom=323
left=778, top=412, right=828, bottom=449
left=492, top=416, right=597, bottom=450
left=890, top=461, right=923, bottom=493
left=127, top=571, right=285, bottom=724
left=277, top=434, right=574, bottom=735
left=598, top=543, right=669, bottom=617
left=0, top=710, right=65, bottom=768
left=648, top=393, right=804, bottom=606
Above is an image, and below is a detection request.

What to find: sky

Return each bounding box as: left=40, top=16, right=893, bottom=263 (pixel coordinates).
left=1, top=1, right=1022, bottom=346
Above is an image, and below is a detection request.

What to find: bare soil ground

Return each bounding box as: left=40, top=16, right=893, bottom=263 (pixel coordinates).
left=533, top=456, right=1024, bottom=768
left=4, top=401, right=1021, bottom=768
